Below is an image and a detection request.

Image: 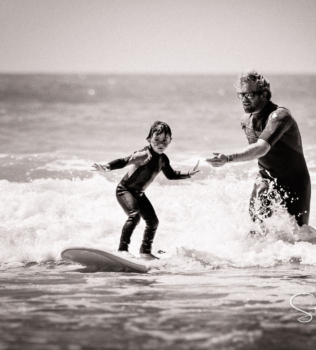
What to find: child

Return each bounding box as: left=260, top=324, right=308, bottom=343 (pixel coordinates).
left=92, top=121, right=199, bottom=260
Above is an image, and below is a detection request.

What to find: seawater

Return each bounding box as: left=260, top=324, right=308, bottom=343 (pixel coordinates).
left=1, top=74, right=316, bottom=349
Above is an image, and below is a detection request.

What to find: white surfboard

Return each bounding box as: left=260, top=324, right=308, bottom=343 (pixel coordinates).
left=61, top=247, right=148, bottom=273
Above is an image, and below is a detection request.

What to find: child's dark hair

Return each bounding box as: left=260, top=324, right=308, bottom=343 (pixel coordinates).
left=146, top=121, right=172, bottom=141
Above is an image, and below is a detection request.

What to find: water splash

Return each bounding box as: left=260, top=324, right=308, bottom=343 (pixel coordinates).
left=1, top=172, right=315, bottom=270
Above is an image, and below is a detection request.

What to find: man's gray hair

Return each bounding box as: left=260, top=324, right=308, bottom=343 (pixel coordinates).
left=235, top=69, right=271, bottom=100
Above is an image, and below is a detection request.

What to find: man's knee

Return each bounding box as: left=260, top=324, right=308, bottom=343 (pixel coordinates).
left=253, top=182, right=269, bottom=199
left=249, top=180, right=274, bottom=221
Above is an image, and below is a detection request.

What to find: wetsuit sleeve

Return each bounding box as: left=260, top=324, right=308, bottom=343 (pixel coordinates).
left=128, top=150, right=150, bottom=166
left=259, top=108, right=294, bottom=146
left=162, top=155, right=191, bottom=180
left=108, top=149, right=150, bottom=170
left=108, top=156, right=131, bottom=170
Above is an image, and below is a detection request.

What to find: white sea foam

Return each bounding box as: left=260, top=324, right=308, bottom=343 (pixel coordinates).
left=0, top=174, right=315, bottom=270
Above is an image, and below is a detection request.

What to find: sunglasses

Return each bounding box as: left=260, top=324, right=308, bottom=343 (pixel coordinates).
left=237, top=92, right=262, bottom=99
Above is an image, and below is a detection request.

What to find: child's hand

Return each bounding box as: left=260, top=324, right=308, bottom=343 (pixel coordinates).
left=189, top=161, right=200, bottom=177
left=92, top=163, right=111, bottom=172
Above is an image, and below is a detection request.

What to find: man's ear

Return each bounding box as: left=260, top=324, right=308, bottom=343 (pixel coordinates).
left=261, top=91, right=268, bottom=100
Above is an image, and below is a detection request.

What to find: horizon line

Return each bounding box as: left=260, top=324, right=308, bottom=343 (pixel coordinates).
left=1, top=71, right=316, bottom=76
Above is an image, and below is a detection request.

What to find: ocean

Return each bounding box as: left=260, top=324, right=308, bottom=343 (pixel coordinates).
left=1, top=74, right=316, bottom=349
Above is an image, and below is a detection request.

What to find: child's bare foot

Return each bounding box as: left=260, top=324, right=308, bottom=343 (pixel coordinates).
left=139, top=253, right=159, bottom=260
left=117, top=251, right=135, bottom=259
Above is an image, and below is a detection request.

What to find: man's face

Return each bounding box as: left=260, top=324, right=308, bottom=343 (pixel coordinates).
left=237, top=82, right=267, bottom=113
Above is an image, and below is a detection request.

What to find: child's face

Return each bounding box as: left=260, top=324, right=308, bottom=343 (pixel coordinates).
left=149, top=132, right=172, bottom=154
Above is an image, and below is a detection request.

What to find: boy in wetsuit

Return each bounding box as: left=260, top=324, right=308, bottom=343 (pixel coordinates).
left=93, top=121, right=199, bottom=260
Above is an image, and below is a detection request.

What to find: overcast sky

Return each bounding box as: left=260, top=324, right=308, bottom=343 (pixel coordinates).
left=1, top=0, right=316, bottom=74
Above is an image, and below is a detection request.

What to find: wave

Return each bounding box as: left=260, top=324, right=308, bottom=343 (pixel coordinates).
left=1, top=175, right=316, bottom=271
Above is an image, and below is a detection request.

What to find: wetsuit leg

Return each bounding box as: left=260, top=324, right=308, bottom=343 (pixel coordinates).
left=116, top=185, right=141, bottom=252
left=137, top=193, right=159, bottom=254
left=280, top=181, right=311, bottom=226
left=249, top=178, right=272, bottom=223
left=250, top=177, right=311, bottom=226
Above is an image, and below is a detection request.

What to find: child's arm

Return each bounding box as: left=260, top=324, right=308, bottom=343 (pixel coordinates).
left=92, top=156, right=131, bottom=172
left=92, top=149, right=151, bottom=172
left=162, top=159, right=199, bottom=180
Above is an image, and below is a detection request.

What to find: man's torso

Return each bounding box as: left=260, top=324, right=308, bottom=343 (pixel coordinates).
left=241, top=101, right=309, bottom=187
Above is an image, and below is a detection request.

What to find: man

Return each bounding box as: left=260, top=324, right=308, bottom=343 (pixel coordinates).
left=206, top=70, right=311, bottom=227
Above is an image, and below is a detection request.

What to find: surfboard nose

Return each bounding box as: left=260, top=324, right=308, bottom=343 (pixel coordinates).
left=61, top=247, right=148, bottom=273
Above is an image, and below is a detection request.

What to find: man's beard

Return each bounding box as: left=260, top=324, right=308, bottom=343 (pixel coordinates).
left=243, top=104, right=255, bottom=113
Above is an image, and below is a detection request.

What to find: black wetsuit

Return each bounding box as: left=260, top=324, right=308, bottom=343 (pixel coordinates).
left=241, top=101, right=311, bottom=226
left=109, top=145, right=190, bottom=253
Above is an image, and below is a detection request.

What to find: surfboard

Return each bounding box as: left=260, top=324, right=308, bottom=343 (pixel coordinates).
left=61, top=247, right=148, bottom=273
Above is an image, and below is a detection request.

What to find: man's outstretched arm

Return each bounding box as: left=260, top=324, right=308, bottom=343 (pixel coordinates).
left=206, top=139, right=270, bottom=167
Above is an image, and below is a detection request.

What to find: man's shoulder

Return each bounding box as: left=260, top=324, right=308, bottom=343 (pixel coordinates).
left=269, top=107, right=292, bottom=122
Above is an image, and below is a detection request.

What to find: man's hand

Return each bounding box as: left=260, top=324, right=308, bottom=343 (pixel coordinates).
left=189, top=160, right=200, bottom=176
left=92, top=163, right=111, bottom=172
left=205, top=153, right=227, bottom=167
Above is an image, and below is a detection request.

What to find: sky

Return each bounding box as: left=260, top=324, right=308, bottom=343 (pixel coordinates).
left=1, top=0, right=316, bottom=74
